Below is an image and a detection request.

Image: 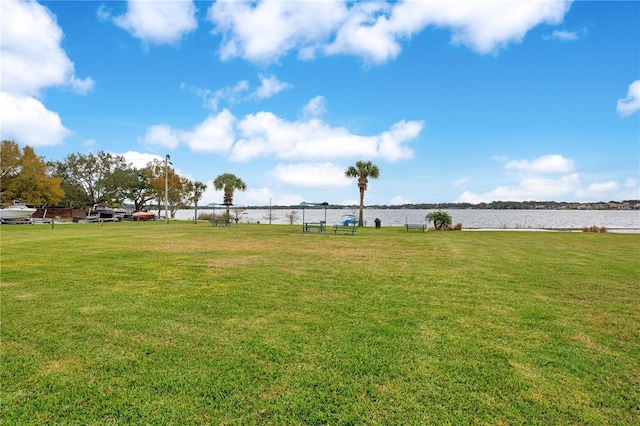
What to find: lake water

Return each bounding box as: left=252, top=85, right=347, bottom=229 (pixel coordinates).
left=174, top=208, right=640, bottom=231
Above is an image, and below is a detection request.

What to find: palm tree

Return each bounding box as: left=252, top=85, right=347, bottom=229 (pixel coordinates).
left=426, top=210, right=452, bottom=230
left=345, top=160, right=380, bottom=227
left=185, top=180, right=207, bottom=224
left=213, top=172, right=246, bottom=205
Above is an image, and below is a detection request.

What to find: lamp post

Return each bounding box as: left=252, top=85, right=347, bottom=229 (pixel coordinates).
left=164, top=154, right=171, bottom=224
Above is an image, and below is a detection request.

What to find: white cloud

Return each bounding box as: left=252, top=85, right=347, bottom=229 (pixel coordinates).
left=378, top=120, right=422, bottom=161
left=491, top=154, right=510, bottom=163
left=253, top=74, right=293, bottom=99
left=182, top=110, right=237, bottom=153
left=456, top=153, right=638, bottom=203
left=0, top=0, right=94, bottom=147
left=1, top=0, right=94, bottom=97
left=69, top=76, right=95, bottom=95
left=96, top=4, right=110, bottom=22
left=230, top=112, right=421, bottom=162
left=270, top=162, right=351, bottom=188
left=324, top=2, right=401, bottom=63
left=545, top=29, right=578, bottom=41
left=111, top=0, right=197, bottom=46
left=617, top=80, right=640, bottom=117
left=140, top=110, right=236, bottom=153
left=456, top=173, right=582, bottom=203
left=341, top=198, right=359, bottom=206
left=182, top=75, right=292, bottom=110
left=0, top=92, right=71, bottom=146
left=214, top=80, right=251, bottom=108
left=119, top=151, right=164, bottom=169
left=573, top=179, right=639, bottom=201
left=303, top=96, right=327, bottom=118
left=208, top=0, right=572, bottom=64
left=456, top=153, right=582, bottom=202
left=139, top=124, right=181, bottom=150
left=208, top=0, right=347, bottom=63
left=141, top=100, right=422, bottom=162
left=390, top=195, right=411, bottom=205
left=231, top=187, right=304, bottom=207
left=453, top=177, right=469, bottom=187
left=575, top=181, right=618, bottom=199
left=505, top=154, right=575, bottom=174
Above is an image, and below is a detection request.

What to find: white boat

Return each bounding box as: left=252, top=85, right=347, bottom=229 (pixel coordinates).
left=339, top=213, right=357, bottom=226
left=0, top=201, right=37, bottom=223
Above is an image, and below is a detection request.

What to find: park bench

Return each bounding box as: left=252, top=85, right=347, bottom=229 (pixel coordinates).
left=405, top=223, right=426, bottom=231
left=212, top=219, right=230, bottom=227
left=333, top=224, right=357, bottom=234
left=304, top=221, right=326, bottom=232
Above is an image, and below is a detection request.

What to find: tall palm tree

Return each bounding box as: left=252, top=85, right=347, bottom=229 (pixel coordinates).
left=345, top=160, right=380, bottom=227
left=213, top=173, right=247, bottom=214
left=185, top=180, right=208, bottom=224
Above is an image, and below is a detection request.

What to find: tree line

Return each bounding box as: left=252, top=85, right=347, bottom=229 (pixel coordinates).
left=2, top=140, right=385, bottom=225
left=0, top=140, right=213, bottom=219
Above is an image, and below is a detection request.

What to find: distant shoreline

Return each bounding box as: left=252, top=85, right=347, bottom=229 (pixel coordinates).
left=201, top=201, right=640, bottom=211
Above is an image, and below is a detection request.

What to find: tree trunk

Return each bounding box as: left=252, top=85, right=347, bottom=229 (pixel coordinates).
left=358, top=187, right=365, bottom=227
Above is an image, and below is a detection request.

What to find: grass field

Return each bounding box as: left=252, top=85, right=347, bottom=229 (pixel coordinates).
left=1, top=222, right=639, bottom=424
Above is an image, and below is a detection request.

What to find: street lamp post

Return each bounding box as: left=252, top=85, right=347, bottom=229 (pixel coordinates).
left=165, top=154, right=171, bottom=224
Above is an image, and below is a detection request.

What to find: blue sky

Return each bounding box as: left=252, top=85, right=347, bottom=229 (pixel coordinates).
left=2, top=0, right=639, bottom=206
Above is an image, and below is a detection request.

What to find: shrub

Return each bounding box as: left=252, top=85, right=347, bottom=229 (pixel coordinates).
left=452, top=222, right=463, bottom=231
left=198, top=213, right=213, bottom=221
left=582, top=225, right=607, bottom=233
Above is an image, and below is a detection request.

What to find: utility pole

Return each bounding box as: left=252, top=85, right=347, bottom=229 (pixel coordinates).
left=165, top=154, right=171, bottom=224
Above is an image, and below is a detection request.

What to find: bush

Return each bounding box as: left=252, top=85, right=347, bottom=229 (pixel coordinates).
left=198, top=213, right=213, bottom=221
left=582, top=225, right=607, bottom=233
left=452, top=222, right=463, bottom=231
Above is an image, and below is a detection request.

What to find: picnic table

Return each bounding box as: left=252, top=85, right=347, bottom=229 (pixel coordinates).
left=303, top=221, right=326, bottom=232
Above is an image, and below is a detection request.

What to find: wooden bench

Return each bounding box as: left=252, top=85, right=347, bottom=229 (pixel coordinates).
left=303, top=222, right=326, bottom=232
left=333, top=224, right=357, bottom=234
left=405, top=223, right=426, bottom=231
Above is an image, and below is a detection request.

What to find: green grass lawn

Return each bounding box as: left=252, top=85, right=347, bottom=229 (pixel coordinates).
left=1, top=222, right=639, bottom=424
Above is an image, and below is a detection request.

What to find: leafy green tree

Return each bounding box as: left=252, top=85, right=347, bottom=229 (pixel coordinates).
left=53, top=151, right=128, bottom=208
left=168, top=174, right=190, bottom=218
left=213, top=173, right=246, bottom=206
left=110, top=166, right=156, bottom=211
left=0, top=140, right=64, bottom=205
left=426, top=210, right=452, bottom=230
left=184, top=180, right=208, bottom=223
left=144, top=159, right=188, bottom=218
left=146, top=159, right=168, bottom=215
left=345, top=160, right=380, bottom=227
